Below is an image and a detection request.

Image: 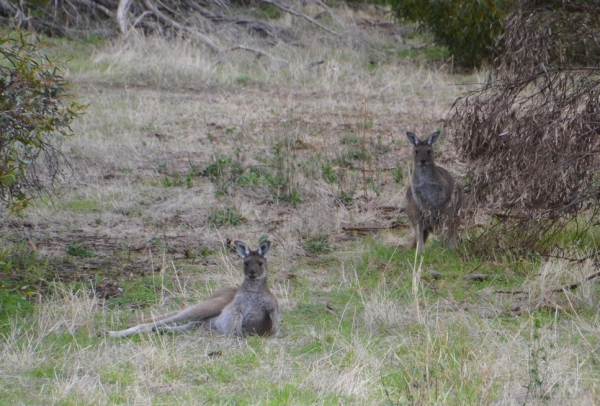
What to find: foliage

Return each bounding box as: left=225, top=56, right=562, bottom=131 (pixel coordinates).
left=304, top=235, right=332, bottom=255
left=389, top=0, right=513, bottom=68
left=449, top=0, right=600, bottom=256
left=208, top=205, right=244, bottom=227
left=203, top=155, right=243, bottom=196
left=265, top=138, right=302, bottom=207
left=66, top=242, right=95, bottom=258
left=0, top=32, right=84, bottom=212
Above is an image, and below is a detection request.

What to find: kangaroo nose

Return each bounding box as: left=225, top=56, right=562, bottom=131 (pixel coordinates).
left=420, top=159, right=427, bottom=165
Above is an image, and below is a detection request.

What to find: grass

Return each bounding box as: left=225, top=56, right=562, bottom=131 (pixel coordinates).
left=2, top=242, right=600, bottom=404
left=1, top=4, right=599, bottom=405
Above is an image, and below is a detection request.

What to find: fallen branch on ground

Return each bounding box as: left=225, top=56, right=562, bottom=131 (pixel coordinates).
left=495, top=269, right=600, bottom=295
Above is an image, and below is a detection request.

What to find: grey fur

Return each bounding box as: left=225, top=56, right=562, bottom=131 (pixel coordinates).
left=108, top=240, right=279, bottom=338
left=404, top=131, right=463, bottom=252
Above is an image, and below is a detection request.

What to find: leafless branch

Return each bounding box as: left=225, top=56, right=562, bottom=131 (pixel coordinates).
left=448, top=0, right=600, bottom=257
left=139, top=0, right=222, bottom=52
left=495, top=269, right=600, bottom=295
left=258, top=0, right=345, bottom=37
left=117, top=0, right=132, bottom=33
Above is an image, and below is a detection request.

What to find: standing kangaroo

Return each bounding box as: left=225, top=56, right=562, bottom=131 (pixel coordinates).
left=108, top=240, right=279, bottom=338
left=404, top=131, right=462, bottom=252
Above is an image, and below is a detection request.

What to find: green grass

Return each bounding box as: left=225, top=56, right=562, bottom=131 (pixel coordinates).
left=67, top=198, right=102, bottom=212
left=66, top=242, right=95, bottom=257
left=397, top=44, right=452, bottom=61
left=2, top=237, right=600, bottom=404
left=208, top=205, right=244, bottom=227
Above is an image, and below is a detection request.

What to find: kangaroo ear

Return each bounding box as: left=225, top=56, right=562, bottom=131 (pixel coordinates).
left=258, top=241, right=271, bottom=257
left=406, top=132, right=419, bottom=146
left=427, top=131, right=440, bottom=146
left=234, top=240, right=250, bottom=258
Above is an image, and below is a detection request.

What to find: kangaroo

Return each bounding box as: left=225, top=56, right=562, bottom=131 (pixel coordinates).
left=108, top=240, right=279, bottom=338
left=404, top=131, right=462, bottom=252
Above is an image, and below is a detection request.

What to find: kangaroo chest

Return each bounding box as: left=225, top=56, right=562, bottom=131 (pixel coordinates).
left=211, top=290, right=269, bottom=332
left=236, top=291, right=270, bottom=321
left=411, top=172, right=448, bottom=208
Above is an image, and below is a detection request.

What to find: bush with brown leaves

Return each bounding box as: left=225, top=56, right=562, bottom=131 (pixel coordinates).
left=449, top=0, right=600, bottom=256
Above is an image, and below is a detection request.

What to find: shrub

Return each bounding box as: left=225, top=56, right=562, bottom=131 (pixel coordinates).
left=389, top=0, right=513, bottom=68
left=449, top=0, right=600, bottom=256
left=0, top=31, right=84, bottom=212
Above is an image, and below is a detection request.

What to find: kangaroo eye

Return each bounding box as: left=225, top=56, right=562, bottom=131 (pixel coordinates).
left=258, top=261, right=263, bottom=266
left=415, top=150, right=418, bottom=155
left=427, top=150, right=431, bottom=154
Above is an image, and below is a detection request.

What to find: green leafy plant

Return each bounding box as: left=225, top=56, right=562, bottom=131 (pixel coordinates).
left=390, top=0, right=513, bottom=68
left=156, top=162, right=167, bottom=173
left=0, top=249, right=12, bottom=273
left=208, top=205, right=244, bottom=227
left=304, top=235, right=332, bottom=255
left=265, top=139, right=302, bottom=206
left=322, top=163, right=337, bottom=184
left=203, top=155, right=243, bottom=196
left=66, top=242, right=95, bottom=258
left=237, top=167, right=265, bottom=186
left=162, top=175, right=185, bottom=187
left=525, top=314, right=553, bottom=402
left=392, top=166, right=404, bottom=184
left=0, top=32, right=85, bottom=212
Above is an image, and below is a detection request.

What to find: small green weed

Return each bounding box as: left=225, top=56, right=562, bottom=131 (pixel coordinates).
left=322, top=163, right=337, bottom=184
left=341, top=133, right=361, bottom=145
left=163, top=175, right=185, bottom=187
left=346, top=149, right=371, bottom=162
left=0, top=282, right=34, bottom=327
left=208, top=205, right=244, bottom=227
left=68, top=198, right=102, bottom=212
left=156, top=162, right=167, bottom=173
left=66, top=242, right=95, bottom=258
left=204, top=155, right=243, bottom=196
left=304, top=235, right=332, bottom=255
left=337, top=190, right=355, bottom=205
left=524, top=313, right=555, bottom=403
left=393, top=166, right=404, bottom=184
left=236, top=75, right=249, bottom=85
left=264, top=138, right=302, bottom=206
left=0, top=249, right=12, bottom=273
left=237, top=167, right=265, bottom=186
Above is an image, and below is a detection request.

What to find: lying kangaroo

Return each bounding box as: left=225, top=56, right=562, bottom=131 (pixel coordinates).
left=108, top=240, right=279, bottom=338
left=404, top=131, right=462, bottom=252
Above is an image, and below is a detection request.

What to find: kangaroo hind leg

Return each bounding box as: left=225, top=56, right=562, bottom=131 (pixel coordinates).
left=108, top=295, right=232, bottom=338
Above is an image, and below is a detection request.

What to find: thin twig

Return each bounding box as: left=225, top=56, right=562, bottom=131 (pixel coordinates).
left=541, top=249, right=600, bottom=263
left=315, top=0, right=345, bottom=30
left=258, top=0, right=344, bottom=37
left=139, top=0, right=221, bottom=52
left=495, top=269, right=600, bottom=295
